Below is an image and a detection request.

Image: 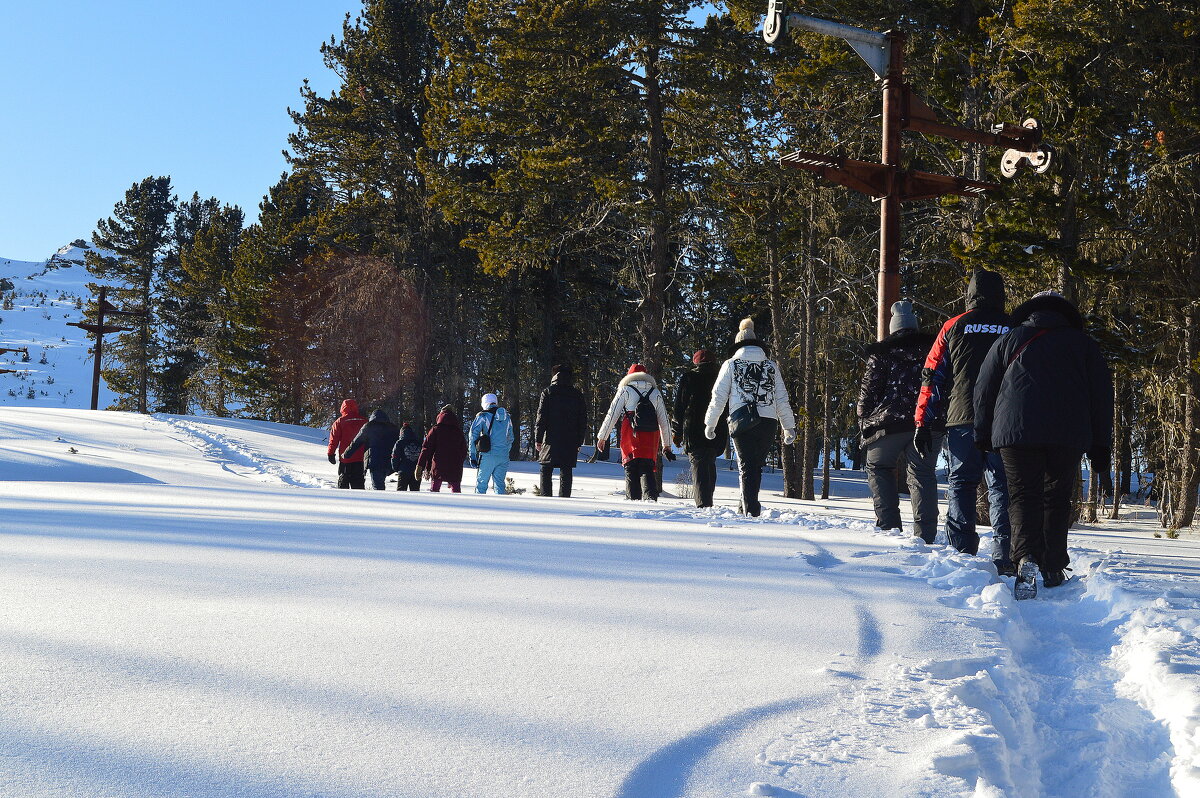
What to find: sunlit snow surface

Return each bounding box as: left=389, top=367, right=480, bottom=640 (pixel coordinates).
left=1, top=407, right=1198, bottom=797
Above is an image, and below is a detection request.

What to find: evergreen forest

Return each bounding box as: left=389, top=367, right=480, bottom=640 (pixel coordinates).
left=79, top=0, right=1200, bottom=528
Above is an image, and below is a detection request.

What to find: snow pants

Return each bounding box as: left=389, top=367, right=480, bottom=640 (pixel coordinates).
left=864, top=429, right=943, bottom=542
left=337, top=461, right=365, bottom=490
left=731, top=418, right=778, bottom=517
left=395, top=468, right=420, bottom=491
left=946, top=426, right=1011, bottom=560
left=1000, top=446, right=1081, bottom=572
left=539, top=464, right=573, bottom=497
left=624, top=458, right=658, bottom=501
left=476, top=454, right=509, bottom=495
left=368, top=466, right=389, bottom=491
left=430, top=480, right=461, bottom=493
left=688, top=447, right=720, bottom=508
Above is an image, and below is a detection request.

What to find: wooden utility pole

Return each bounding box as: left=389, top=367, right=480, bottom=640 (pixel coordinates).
left=764, top=5, right=1052, bottom=339
left=66, top=286, right=145, bottom=411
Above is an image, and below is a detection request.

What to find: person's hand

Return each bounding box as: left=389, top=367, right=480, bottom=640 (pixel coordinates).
left=782, top=428, right=797, bottom=445
left=413, top=467, right=423, bottom=482
left=672, top=434, right=682, bottom=449
left=974, top=436, right=992, bottom=453
left=705, top=427, right=717, bottom=440
left=596, top=438, right=607, bottom=451
left=1100, top=472, right=1115, bottom=498
left=663, top=448, right=677, bottom=462
left=328, top=453, right=337, bottom=465
left=470, top=458, right=480, bottom=469
left=913, top=427, right=932, bottom=457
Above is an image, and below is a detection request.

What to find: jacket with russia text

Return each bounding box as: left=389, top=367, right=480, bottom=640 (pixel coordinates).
left=915, top=270, right=1012, bottom=430
left=328, top=399, right=368, bottom=463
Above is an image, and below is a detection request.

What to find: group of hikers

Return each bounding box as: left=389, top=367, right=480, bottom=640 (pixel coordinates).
left=856, top=270, right=1113, bottom=599
left=326, top=272, right=1113, bottom=599
left=325, top=317, right=795, bottom=515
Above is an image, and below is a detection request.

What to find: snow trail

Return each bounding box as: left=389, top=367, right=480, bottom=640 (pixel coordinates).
left=155, top=415, right=330, bottom=489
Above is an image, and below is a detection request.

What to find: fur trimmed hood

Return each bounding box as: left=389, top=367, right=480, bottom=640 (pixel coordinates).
left=617, top=371, right=658, bottom=392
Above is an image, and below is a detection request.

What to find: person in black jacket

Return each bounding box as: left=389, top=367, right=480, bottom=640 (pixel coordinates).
left=533, top=364, right=588, bottom=497
left=914, top=269, right=1014, bottom=568
left=390, top=422, right=422, bottom=491
left=673, top=350, right=728, bottom=508
left=857, top=301, right=943, bottom=541
left=344, top=409, right=400, bottom=490
left=974, top=291, right=1113, bottom=599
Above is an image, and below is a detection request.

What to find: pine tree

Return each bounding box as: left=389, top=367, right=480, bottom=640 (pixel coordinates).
left=86, top=176, right=174, bottom=413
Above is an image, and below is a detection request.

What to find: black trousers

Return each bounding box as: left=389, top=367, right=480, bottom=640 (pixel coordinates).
left=731, top=419, right=779, bottom=516
left=624, top=458, right=658, bottom=500
left=539, top=464, right=574, bottom=497
left=1000, top=446, right=1082, bottom=571
left=337, top=461, right=365, bottom=489
left=688, top=448, right=719, bottom=508
left=395, top=468, right=420, bottom=491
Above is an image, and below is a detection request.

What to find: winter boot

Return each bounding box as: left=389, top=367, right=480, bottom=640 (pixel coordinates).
left=1014, top=559, right=1039, bottom=600
left=1041, top=568, right=1067, bottom=588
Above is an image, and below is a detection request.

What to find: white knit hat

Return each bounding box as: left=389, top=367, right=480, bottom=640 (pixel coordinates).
left=481, top=393, right=498, bottom=409
left=734, top=318, right=756, bottom=344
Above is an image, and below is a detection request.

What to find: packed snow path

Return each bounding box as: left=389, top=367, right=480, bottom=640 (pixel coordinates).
left=1, top=408, right=1198, bottom=797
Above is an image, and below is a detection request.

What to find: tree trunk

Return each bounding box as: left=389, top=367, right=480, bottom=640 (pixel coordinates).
left=1173, top=298, right=1200, bottom=529
left=767, top=227, right=799, bottom=498
left=639, top=41, right=670, bottom=379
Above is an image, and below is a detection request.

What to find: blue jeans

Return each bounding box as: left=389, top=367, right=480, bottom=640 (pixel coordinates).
left=945, top=426, right=1011, bottom=560
left=476, top=454, right=509, bottom=495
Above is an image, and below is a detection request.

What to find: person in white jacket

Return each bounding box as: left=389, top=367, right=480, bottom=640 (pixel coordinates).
left=596, top=364, right=674, bottom=500
left=704, top=318, right=797, bottom=516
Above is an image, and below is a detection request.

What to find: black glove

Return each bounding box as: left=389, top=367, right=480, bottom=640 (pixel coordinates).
left=913, top=427, right=932, bottom=458
left=328, top=453, right=337, bottom=465
left=663, top=449, right=677, bottom=462
left=1100, top=472, right=1115, bottom=498
left=975, top=437, right=993, bottom=453
left=1089, top=448, right=1112, bottom=478
left=470, top=458, right=480, bottom=469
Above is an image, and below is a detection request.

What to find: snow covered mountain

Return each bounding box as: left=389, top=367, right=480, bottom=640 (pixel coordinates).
left=1, top=406, right=1198, bottom=797
left=0, top=242, right=118, bottom=409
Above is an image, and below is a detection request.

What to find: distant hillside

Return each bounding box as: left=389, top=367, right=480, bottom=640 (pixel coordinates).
left=0, top=242, right=118, bottom=409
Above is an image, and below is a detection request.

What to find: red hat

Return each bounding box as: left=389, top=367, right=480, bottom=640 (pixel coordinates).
left=692, top=350, right=713, bottom=365
left=627, top=363, right=646, bottom=375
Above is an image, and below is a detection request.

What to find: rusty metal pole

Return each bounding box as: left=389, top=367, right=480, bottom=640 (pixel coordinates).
left=90, top=286, right=106, bottom=411
left=877, top=30, right=906, bottom=341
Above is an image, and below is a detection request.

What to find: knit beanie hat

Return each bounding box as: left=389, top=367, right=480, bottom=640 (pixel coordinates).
left=889, top=300, right=918, bottom=334
left=627, top=363, right=646, bottom=375
left=481, top=393, right=499, bottom=410
left=692, top=349, right=714, bottom=365
left=734, top=318, right=757, bottom=345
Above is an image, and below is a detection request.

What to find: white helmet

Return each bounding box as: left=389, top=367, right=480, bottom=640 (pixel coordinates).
left=481, top=393, right=499, bottom=410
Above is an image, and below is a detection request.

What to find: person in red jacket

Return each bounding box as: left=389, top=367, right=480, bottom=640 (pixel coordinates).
left=416, top=405, right=469, bottom=493
left=328, top=398, right=368, bottom=489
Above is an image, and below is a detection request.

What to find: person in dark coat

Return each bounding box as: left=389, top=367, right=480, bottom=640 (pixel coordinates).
left=345, top=409, right=400, bottom=490
left=673, top=350, right=727, bottom=508
left=914, top=269, right=1014, bottom=569
left=857, top=301, right=942, bottom=541
left=533, top=364, right=587, bottom=497
left=974, top=291, right=1113, bottom=599
left=390, top=422, right=422, bottom=491
left=327, top=398, right=368, bottom=489
left=416, top=406, right=469, bottom=493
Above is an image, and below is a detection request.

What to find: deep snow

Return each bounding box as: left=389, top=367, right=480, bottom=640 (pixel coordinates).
left=1, top=407, right=1198, bottom=797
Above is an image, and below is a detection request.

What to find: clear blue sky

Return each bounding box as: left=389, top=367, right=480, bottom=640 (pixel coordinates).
left=1, top=0, right=362, bottom=262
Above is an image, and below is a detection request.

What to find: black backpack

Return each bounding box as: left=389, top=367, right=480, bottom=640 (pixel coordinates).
left=628, top=385, right=659, bottom=432
left=476, top=411, right=495, bottom=453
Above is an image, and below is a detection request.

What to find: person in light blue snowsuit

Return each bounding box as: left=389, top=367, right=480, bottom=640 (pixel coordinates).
left=470, top=393, right=514, bottom=495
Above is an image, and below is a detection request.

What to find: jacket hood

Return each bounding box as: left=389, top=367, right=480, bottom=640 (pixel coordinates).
left=617, top=371, right=658, bottom=392
left=435, top=409, right=460, bottom=427
left=340, top=399, right=361, bottom=417
left=967, top=269, right=1005, bottom=311
left=480, top=407, right=509, bottom=423
left=550, top=372, right=574, bottom=387
left=694, top=360, right=719, bottom=375
left=399, top=425, right=418, bottom=442
left=866, top=328, right=935, bottom=355
left=369, top=409, right=390, bottom=423
left=1011, top=293, right=1084, bottom=330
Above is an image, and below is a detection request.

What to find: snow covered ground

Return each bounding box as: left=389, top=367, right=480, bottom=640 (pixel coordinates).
left=1, top=406, right=1198, bottom=797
